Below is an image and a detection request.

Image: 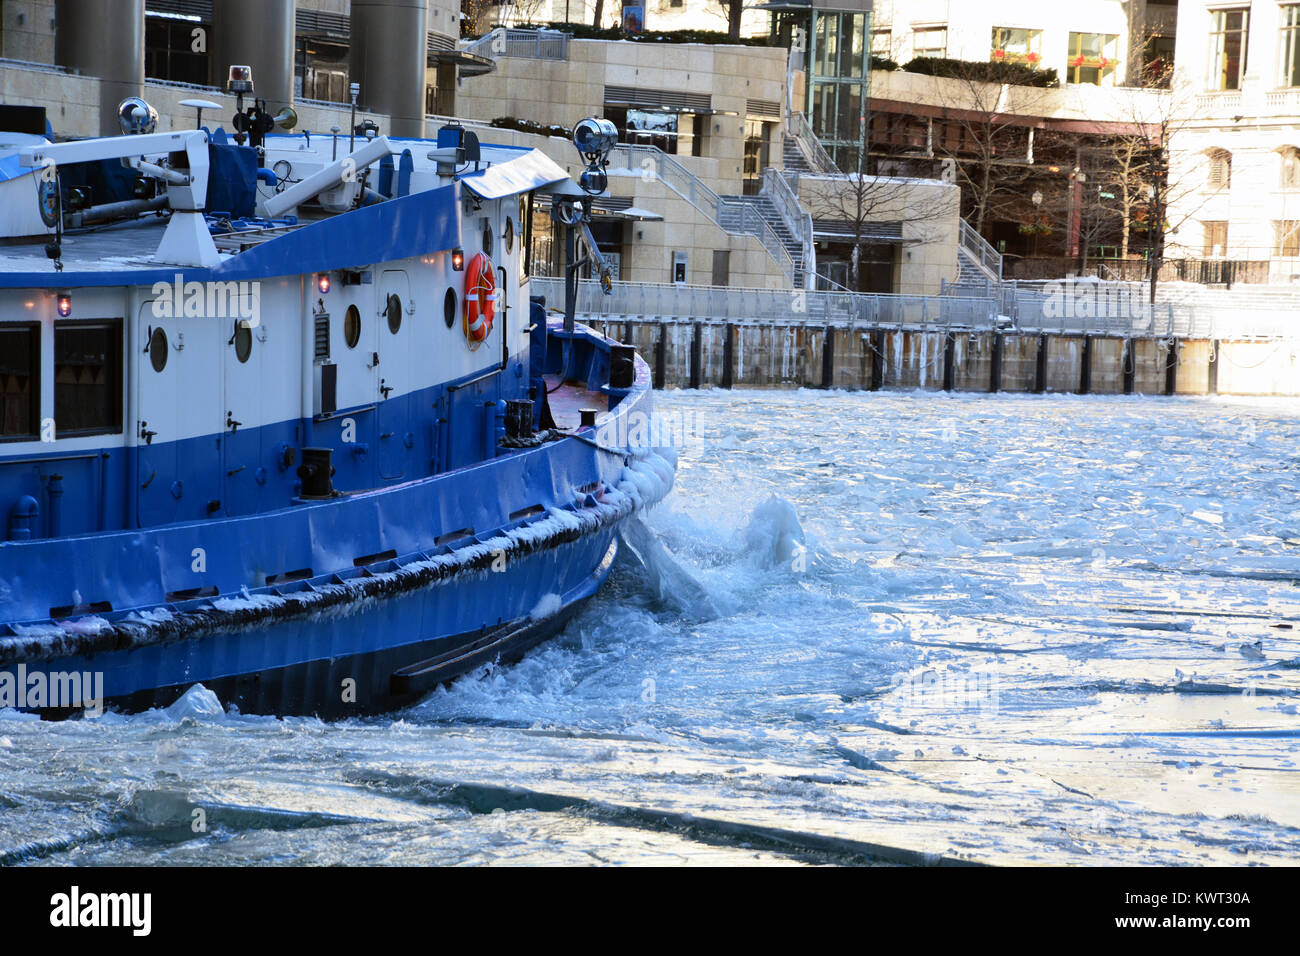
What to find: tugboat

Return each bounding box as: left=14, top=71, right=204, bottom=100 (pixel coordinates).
left=0, top=80, right=674, bottom=717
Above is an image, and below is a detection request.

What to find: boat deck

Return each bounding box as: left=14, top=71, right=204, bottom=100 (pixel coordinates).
left=0, top=218, right=168, bottom=274
left=545, top=376, right=610, bottom=430
left=0, top=213, right=317, bottom=277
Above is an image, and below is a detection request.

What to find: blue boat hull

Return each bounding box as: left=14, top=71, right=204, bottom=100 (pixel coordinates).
left=101, top=529, right=618, bottom=718
left=0, top=321, right=673, bottom=718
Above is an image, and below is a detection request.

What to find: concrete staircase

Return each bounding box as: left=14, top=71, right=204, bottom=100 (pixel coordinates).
left=719, top=191, right=807, bottom=286
left=783, top=135, right=812, bottom=175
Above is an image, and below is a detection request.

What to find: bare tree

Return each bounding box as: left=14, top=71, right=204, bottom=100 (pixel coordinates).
left=461, top=0, right=497, bottom=35
left=923, top=64, right=1058, bottom=237
left=713, top=0, right=744, bottom=39
left=503, top=0, right=552, bottom=27
left=1100, top=59, right=1216, bottom=302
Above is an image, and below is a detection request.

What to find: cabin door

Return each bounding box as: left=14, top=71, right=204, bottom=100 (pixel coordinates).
left=135, top=301, right=181, bottom=527
left=222, top=307, right=264, bottom=516
left=376, top=269, right=412, bottom=481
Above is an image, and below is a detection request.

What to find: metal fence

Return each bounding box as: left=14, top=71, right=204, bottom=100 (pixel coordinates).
left=529, top=277, right=1298, bottom=341
left=960, top=220, right=1003, bottom=282
left=461, top=28, right=570, bottom=61
left=531, top=278, right=997, bottom=331
left=762, top=165, right=815, bottom=285
left=785, top=108, right=839, bottom=175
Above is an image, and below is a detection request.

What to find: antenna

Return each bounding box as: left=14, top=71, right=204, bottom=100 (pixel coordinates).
left=179, top=98, right=222, bottom=131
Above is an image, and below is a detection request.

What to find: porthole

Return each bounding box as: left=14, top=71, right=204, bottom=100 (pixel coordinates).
left=234, top=322, right=252, bottom=363
left=344, top=304, right=361, bottom=348
left=386, top=293, right=402, bottom=334
left=443, top=288, right=457, bottom=329
left=504, top=216, right=514, bottom=254
left=149, top=327, right=168, bottom=373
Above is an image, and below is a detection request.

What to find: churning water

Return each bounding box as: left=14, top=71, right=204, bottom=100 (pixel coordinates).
left=3, top=389, right=1299, bottom=865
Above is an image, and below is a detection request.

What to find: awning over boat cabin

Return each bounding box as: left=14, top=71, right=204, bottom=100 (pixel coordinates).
left=459, top=148, right=571, bottom=201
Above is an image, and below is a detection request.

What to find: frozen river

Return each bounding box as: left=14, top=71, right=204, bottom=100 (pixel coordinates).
left=3, top=389, right=1299, bottom=865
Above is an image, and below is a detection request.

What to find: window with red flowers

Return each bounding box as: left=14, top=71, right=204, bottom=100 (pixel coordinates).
left=991, top=27, right=1042, bottom=67
left=1067, top=32, right=1119, bottom=85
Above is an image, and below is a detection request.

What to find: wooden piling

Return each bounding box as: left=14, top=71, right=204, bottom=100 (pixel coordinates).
left=822, top=326, right=835, bottom=389
left=1122, top=339, right=1135, bottom=395
left=1165, top=338, right=1178, bottom=396
left=689, top=322, right=702, bottom=390
left=1034, top=334, right=1048, bottom=393
left=654, top=323, right=666, bottom=390
left=722, top=323, right=735, bottom=390
left=942, top=332, right=955, bottom=392
left=990, top=332, right=1003, bottom=393
left=1080, top=335, right=1092, bottom=395
left=870, top=329, right=885, bottom=391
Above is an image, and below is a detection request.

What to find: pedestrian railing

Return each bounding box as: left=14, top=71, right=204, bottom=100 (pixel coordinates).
left=529, top=278, right=1296, bottom=341
left=784, top=108, right=839, bottom=175
left=461, top=28, right=570, bottom=61
left=959, top=220, right=1003, bottom=282
left=762, top=165, right=815, bottom=287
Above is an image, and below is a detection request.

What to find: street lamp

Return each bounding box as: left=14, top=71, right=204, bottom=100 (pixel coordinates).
left=1031, top=190, right=1043, bottom=258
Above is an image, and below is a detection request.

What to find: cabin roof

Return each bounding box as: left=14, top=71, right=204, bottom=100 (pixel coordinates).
left=0, top=180, right=462, bottom=287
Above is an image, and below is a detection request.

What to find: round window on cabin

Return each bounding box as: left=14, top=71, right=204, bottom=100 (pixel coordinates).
left=386, top=293, right=402, bottom=334
left=504, top=217, right=514, bottom=255
left=444, top=288, right=457, bottom=329
left=344, top=304, right=361, bottom=348
left=149, top=327, right=168, bottom=373
left=234, top=322, right=253, bottom=363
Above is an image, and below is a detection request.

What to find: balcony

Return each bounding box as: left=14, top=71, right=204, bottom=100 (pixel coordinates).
left=1264, top=89, right=1300, bottom=115
left=1194, top=90, right=1243, bottom=117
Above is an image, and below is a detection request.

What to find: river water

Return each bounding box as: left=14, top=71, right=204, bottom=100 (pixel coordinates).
left=3, top=389, right=1299, bottom=865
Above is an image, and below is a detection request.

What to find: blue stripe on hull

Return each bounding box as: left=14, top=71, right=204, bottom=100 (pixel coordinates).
left=28, top=530, right=617, bottom=717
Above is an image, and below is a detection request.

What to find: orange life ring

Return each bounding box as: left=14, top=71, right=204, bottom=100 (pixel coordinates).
left=464, top=251, right=497, bottom=344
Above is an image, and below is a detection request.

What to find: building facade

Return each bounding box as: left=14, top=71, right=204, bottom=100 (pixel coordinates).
left=1164, top=1, right=1300, bottom=281
left=0, top=0, right=966, bottom=294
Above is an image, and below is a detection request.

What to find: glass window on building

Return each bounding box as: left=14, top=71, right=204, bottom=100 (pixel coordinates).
left=815, top=12, right=867, bottom=76
left=603, top=107, right=702, bottom=157
left=1203, top=221, right=1229, bottom=257
left=810, top=12, right=869, bottom=170
left=1209, top=8, right=1249, bottom=90
left=1275, top=220, right=1300, bottom=256
left=1066, top=32, right=1119, bottom=85
left=1142, top=34, right=1176, bottom=86
left=1207, top=149, right=1232, bottom=189
left=991, top=27, right=1042, bottom=67
left=1281, top=147, right=1300, bottom=188
left=295, top=38, right=350, bottom=103
left=913, top=25, right=947, bottom=59
left=743, top=119, right=774, bottom=195
left=144, top=15, right=209, bottom=85
left=871, top=29, right=892, bottom=57
left=1281, top=5, right=1300, bottom=87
